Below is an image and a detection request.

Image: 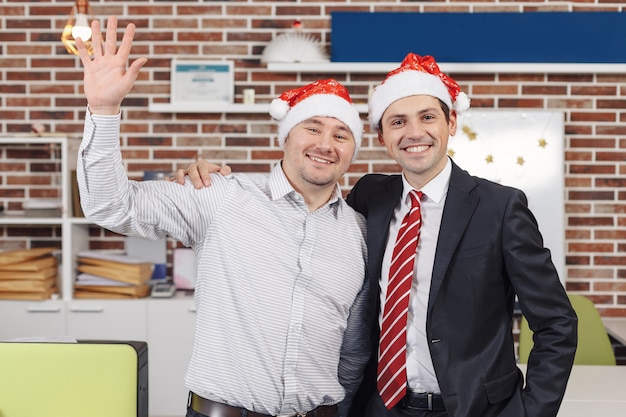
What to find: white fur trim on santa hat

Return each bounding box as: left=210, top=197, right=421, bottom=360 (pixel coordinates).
left=275, top=93, right=363, bottom=161
left=368, top=71, right=470, bottom=130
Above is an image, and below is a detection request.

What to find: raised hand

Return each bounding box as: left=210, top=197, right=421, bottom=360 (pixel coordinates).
left=76, top=16, right=147, bottom=115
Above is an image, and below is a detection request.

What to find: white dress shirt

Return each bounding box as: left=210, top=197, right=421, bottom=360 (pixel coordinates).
left=379, top=159, right=451, bottom=394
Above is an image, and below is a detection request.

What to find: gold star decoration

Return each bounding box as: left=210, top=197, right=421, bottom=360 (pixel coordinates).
left=485, top=154, right=494, bottom=164
left=462, top=125, right=477, bottom=140
left=538, top=138, right=548, bottom=148
left=516, top=156, right=525, bottom=166
left=447, top=148, right=456, bottom=157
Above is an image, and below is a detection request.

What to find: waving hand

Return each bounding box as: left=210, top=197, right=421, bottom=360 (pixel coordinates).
left=76, top=16, right=147, bottom=115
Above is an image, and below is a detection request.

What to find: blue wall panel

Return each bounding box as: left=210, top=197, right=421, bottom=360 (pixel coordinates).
left=331, top=12, right=626, bottom=63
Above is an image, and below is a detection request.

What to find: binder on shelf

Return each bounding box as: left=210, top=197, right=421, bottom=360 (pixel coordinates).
left=73, top=288, right=151, bottom=299
left=74, top=273, right=151, bottom=298
left=0, top=266, right=57, bottom=280
left=71, top=169, right=85, bottom=217
left=76, top=264, right=151, bottom=286
left=0, top=247, right=57, bottom=266
left=0, top=287, right=57, bottom=300
left=0, top=277, right=55, bottom=292
left=0, top=255, right=56, bottom=272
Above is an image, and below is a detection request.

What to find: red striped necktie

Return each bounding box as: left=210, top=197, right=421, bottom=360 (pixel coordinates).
left=377, top=190, right=423, bottom=410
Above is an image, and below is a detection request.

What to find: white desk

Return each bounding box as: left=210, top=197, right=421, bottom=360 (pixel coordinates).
left=520, top=364, right=626, bottom=416
left=558, top=401, right=626, bottom=416
left=602, top=317, right=626, bottom=345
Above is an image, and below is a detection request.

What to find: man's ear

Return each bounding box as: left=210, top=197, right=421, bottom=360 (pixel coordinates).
left=377, top=130, right=385, bottom=146
left=449, top=111, right=458, bottom=136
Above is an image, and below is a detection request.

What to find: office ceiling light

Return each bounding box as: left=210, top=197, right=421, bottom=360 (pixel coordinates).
left=61, top=0, right=94, bottom=55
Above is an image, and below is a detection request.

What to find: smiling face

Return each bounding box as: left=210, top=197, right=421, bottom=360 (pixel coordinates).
left=281, top=116, right=356, bottom=194
left=378, top=95, right=457, bottom=190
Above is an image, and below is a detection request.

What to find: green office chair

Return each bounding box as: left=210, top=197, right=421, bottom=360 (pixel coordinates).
left=518, top=293, right=616, bottom=365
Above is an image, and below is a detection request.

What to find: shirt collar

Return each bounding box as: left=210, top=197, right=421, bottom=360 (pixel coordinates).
left=401, top=157, right=452, bottom=205
left=269, top=161, right=342, bottom=206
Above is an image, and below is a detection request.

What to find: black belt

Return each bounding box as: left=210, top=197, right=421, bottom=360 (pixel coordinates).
left=402, top=392, right=446, bottom=411
left=189, top=392, right=338, bottom=417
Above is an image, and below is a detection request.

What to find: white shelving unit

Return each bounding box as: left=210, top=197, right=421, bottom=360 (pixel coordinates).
left=0, top=136, right=195, bottom=416
left=0, top=136, right=75, bottom=300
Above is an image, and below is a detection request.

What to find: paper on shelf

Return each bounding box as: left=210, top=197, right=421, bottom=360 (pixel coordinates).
left=75, top=273, right=133, bottom=286
left=77, top=250, right=151, bottom=265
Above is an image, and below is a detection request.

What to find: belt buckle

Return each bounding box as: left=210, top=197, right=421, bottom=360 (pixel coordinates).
left=427, top=393, right=433, bottom=411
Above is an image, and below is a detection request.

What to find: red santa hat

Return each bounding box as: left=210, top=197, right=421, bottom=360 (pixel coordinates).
left=368, top=53, right=471, bottom=130
left=270, top=79, right=363, bottom=160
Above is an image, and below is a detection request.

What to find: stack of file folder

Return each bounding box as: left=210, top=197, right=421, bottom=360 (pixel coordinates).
left=74, top=251, right=154, bottom=299
left=0, top=247, right=58, bottom=300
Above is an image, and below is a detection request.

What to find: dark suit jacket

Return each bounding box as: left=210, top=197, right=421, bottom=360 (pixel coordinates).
left=346, top=159, right=577, bottom=417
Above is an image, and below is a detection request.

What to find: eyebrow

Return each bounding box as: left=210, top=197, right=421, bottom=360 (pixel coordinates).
left=302, top=117, right=351, bottom=133
left=383, top=107, right=439, bottom=123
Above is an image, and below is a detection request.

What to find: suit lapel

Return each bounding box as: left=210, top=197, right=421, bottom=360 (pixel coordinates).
left=367, top=178, right=402, bottom=273
left=367, top=178, right=403, bottom=312
left=428, top=162, right=479, bottom=312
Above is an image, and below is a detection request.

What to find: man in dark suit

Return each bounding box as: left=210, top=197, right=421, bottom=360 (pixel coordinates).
left=346, top=53, right=577, bottom=417
left=177, top=53, right=578, bottom=417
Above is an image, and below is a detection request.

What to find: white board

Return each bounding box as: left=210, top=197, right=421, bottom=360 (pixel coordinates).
left=450, top=110, right=565, bottom=282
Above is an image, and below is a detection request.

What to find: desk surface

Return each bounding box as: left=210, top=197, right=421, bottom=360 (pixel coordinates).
left=602, top=317, right=626, bottom=345
left=520, top=364, right=626, bottom=416
left=558, top=401, right=626, bottom=416
left=560, top=365, right=626, bottom=402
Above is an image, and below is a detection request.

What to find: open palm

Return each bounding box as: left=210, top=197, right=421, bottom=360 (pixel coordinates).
left=77, top=16, right=147, bottom=115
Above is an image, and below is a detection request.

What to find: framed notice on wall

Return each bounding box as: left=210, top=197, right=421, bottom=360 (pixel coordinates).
left=171, top=60, right=234, bottom=104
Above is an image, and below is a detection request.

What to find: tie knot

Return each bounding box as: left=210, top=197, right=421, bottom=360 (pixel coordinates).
left=408, top=190, right=423, bottom=208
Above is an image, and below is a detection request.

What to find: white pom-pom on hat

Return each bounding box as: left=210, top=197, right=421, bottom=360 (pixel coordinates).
left=270, top=98, right=290, bottom=121
left=453, top=92, right=471, bottom=114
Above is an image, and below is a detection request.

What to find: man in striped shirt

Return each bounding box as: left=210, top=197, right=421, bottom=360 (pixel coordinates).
left=76, top=16, right=369, bottom=417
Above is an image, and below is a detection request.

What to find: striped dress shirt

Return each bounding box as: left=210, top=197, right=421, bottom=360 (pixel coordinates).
left=77, top=112, right=370, bottom=416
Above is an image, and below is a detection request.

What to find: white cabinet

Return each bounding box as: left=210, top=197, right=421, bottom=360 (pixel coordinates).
left=0, top=300, right=65, bottom=340
left=66, top=299, right=148, bottom=340
left=147, top=295, right=196, bottom=417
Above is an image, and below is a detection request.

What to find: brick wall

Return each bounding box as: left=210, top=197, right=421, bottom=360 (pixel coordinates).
left=1, top=1, right=625, bottom=317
